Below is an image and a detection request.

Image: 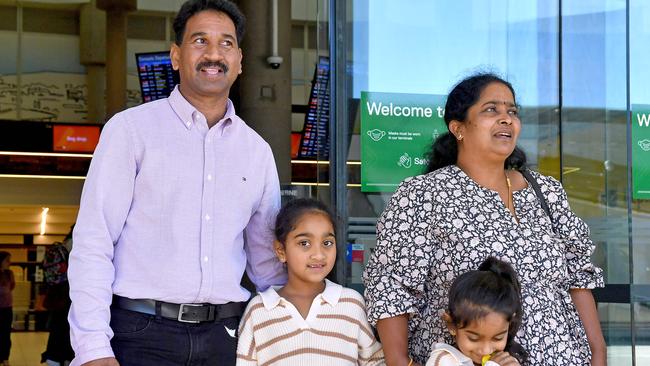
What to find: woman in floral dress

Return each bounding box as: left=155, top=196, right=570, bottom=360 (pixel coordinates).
left=363, top=73, right=606, bottom=366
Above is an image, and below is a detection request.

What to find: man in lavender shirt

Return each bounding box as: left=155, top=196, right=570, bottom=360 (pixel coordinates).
left=67, top=1, right=286, bottom=365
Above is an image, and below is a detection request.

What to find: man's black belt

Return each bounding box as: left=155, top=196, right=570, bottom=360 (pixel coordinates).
left=113, top=295, right=245, bottom=323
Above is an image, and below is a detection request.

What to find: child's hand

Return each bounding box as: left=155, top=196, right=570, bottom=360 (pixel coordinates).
left=488, top=351, right=520, bottom=366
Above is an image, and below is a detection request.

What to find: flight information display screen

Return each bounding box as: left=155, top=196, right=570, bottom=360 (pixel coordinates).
left=297, top=56, right=330, bottom=159
left=136, top=52, right=179, bottom=103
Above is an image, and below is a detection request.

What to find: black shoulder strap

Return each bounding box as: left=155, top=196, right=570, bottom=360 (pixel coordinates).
left=519, top=169, right=554, bottom=230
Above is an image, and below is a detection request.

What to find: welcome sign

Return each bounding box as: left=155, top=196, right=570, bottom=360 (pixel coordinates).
left=361, top=91, right=446, bottom=192
left=632, top=104, right=650, bottom=200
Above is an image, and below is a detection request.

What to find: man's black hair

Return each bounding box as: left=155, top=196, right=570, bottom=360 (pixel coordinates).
left=173, top=0, right=246, bottom=45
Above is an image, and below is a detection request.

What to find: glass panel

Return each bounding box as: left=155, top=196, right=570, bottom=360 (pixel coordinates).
left=561, top=1, right=629, bottom=275
left=634, top=300, right=650, bottom=364
left=314, top=0, right=329, bottom=193
left=601, top=302, right=633, bottom=366
left=630, top=0, right=650, bottom=284
left=562, top=0, right=632, bottom=361
left=631, top=1, right=650, bottom=363
left=286, top=0, right=329, bottom=194
left=344, top=0, right=560, bottom=287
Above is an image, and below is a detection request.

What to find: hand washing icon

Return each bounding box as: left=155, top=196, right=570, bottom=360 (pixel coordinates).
left=397, top=153, right=412, bottom=168
left=639, top=139, right=650, bottom=152
left=367, top=129, right=386, bottom=142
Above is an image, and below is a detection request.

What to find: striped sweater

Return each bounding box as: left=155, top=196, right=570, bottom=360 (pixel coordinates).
left=236, top=280, right=385, bottom=365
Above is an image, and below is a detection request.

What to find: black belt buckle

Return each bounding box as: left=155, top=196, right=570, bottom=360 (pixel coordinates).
left=178, top=303, right=204, bottom=323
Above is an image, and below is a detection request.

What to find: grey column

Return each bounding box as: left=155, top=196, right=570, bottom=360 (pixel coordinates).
left=97, top=0, right=136, bottom=119
left=80, top=1, right=106, bottom=123
left=237, top=0, right=292, bottom=184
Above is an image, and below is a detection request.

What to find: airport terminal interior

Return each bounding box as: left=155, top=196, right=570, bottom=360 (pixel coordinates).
left=1, top=0, right=650, bottom=364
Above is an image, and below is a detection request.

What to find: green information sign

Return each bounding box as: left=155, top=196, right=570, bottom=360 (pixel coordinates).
left=632, top=104, right=650, bottom=200
left=361, top=91, right=446, bottom=192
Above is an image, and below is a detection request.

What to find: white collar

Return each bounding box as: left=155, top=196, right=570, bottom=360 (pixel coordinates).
left=259, top=279, right=343, bottom=310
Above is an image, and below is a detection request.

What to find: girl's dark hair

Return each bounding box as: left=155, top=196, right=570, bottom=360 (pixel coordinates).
left=447, top=257, right=528, bottom=363
left=424, top=72, right=527, bottom=173
left=173, top=0, right=246, bottom=45
left=274, top=198, right=337, bottom=245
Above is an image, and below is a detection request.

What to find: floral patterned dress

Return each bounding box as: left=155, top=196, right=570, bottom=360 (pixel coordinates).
left=362, top=165, right=604, bottom=365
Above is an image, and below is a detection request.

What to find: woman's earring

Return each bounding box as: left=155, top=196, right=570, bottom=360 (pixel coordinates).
left=450, top=330, right=456, bottom=336
left=457, top=134, right=463, bottom=141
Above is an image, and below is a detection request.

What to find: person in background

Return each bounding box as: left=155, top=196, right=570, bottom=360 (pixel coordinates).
left=236, top=198, right=384, bottom=365
left=427, top=257, right=526, bottom=366
left=363, top=72, right=605, bottom=365
left=67, top=1, right=285, bottom=365
left=0, top=251, right=15, bottom=366
left=41, top=225, right=74, bottom=366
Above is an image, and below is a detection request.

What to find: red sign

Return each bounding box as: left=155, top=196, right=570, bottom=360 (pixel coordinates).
left=53, top=125, right=100, bottom=153
left=291, top=132, right=301, bottom=159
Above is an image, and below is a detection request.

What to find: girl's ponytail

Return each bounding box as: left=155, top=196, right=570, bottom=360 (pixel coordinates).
left=478, top=257, right=521, bottom=294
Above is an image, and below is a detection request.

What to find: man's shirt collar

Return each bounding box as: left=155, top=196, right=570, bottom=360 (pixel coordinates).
left=167, top=85, right=236, bottom=132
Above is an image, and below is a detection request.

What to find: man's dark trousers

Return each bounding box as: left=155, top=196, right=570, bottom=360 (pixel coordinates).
left=110, top=307, right=240, bottom=366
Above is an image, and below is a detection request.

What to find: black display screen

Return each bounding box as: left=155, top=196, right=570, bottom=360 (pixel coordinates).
left=135, top=52, right=179, bottom=103
left=297, top=56, right=330, bottom=159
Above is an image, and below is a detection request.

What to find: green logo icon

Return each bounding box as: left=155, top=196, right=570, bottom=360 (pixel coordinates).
left=367, top=129, right=386, bottom=142
left=639, top=139, right=650, bottom=152
left=397, top=153, right=412, bottom=168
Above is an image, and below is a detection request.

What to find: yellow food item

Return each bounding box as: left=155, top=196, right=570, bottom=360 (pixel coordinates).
left=481, top=355, right=491, bottom=366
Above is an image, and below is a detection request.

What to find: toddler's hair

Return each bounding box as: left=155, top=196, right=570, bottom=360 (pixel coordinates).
left=447, top=257, right=528, bottom=363
left=274, top=198, right=336, bottom=245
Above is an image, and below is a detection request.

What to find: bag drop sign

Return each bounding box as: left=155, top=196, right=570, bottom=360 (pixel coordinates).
left=632, top=104, right=650, bottom=200
left=361, top=91, right=446, bottom=192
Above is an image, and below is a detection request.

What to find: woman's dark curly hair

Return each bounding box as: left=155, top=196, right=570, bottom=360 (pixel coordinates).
left=424, top=72, right=527, bottom=174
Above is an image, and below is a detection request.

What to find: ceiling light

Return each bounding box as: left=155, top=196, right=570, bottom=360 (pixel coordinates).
left=40, top=207, right=50, bottom=235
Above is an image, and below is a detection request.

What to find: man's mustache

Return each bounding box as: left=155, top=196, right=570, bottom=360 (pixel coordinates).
left=196, top=61, right=229, bottom=73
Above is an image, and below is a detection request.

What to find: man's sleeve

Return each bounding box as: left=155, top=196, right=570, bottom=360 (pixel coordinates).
left=243, top=146, right=286, bottom=291
left=68, top=114, right=137, bottom=366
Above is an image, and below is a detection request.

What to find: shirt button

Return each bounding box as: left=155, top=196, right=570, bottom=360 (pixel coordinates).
left=186, top=121, right=191, bottom=127
left=206, top=138, right=211, bottom=144
left=207, top=174, right=212, bottom=181
left=205, top=214, right=210, bottom=221
left=203, top=256, right=209, bottom=262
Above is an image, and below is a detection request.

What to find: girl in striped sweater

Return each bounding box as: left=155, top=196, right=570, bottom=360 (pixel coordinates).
left=236, top=198, right=384, bottom=365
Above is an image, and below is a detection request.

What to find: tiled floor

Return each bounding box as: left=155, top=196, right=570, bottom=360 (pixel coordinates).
left=8, top=331, right=48, bottom=366
left=5, top=332, right=650, bottom=365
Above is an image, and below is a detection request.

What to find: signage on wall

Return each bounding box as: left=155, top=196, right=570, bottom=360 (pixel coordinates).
left=52, top=125, right=100, bottom=153
left=360, top=91, right=446, bottom=192
left=632, top=104, right=650, bottom=200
